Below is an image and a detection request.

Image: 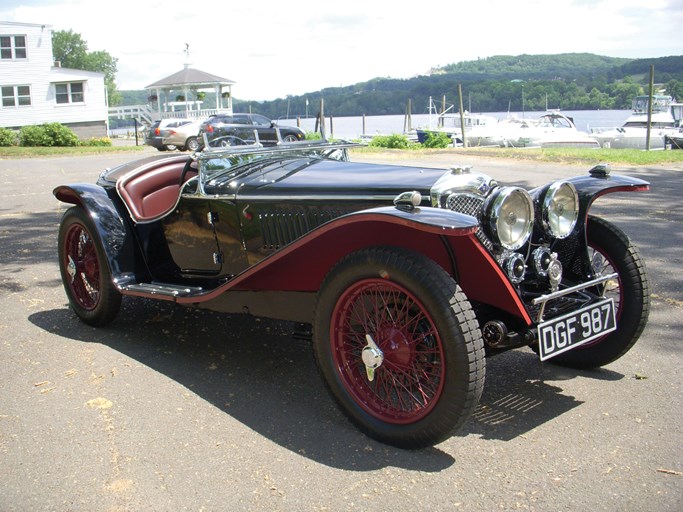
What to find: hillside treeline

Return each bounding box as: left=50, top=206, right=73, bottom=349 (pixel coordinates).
left=119, top=53, right=683, bottom=119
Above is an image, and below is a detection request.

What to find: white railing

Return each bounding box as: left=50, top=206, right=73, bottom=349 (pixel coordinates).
left=108, top=104, right=154, bottom=125
left=160, top=108, right=227, bottom=120
left=109, top=104, right=230, bottom=126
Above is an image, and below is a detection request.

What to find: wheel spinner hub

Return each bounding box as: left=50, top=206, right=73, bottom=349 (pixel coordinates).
left=361, top=334, right=384, bottom=381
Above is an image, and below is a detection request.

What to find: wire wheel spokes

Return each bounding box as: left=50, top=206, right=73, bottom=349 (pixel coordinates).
left=332, top=279, right=445, bottom=424
left=588, top=245, right=622, bottom=312
left=63, top=223, right=101, bottom=310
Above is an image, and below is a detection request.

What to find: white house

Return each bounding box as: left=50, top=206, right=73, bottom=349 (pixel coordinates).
left=0, top=21, right=108, bottom=138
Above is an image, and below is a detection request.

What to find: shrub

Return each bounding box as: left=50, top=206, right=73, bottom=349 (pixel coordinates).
left=369, top=134, right=410, bottom=149
left=84, top=137, right=112, bottom=146
left=422, top=131, right=452, bottom=149
left=0, top=127, right=18, bottom=146
left=43, top=122, right=79, bottom=146
left=19, top=125, right=51, bottom=146
left=19, top=123, right=79, bottom=147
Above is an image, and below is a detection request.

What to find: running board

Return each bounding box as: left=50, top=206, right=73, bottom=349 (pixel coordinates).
left=120, top=282, right=205, bottom=298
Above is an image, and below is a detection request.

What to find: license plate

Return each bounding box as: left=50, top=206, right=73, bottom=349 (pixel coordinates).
left=537, top=299, right=616, bottom=361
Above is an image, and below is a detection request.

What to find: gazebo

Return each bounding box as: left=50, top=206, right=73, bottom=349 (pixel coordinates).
left=145, top=64, right=236, bottom=120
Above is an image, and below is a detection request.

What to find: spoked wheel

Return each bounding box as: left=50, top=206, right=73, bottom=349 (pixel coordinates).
left=550, top=216, right=650, bottom=369
left=282, top=134, right=299, bottom=142
left=58, top=207, right=121, bottom=326
left=313, top=247, right=485, bottom=449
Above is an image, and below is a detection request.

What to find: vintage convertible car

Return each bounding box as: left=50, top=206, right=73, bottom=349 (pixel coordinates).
left=54, top=137, right=650, bottom=448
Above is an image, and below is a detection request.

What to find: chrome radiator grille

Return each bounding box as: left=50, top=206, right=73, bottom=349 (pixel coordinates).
left=445, top=193, right=493, bottom=251
left=446, top=193, right=484, bottom=217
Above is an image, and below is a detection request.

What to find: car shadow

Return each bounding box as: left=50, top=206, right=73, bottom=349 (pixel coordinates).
left=462, top=349, right=622, bottom=441
left=29, top=296, right=624, bottom=469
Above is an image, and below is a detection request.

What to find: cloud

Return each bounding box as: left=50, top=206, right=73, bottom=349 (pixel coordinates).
left=2, top=0, right=682, bottom=100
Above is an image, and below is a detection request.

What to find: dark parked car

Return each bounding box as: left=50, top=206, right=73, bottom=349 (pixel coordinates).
left=198, top=113, right=305, bottom=146
left=144, top=118, right=193, bottom=151
left=54, top=140, right=650, bottom=448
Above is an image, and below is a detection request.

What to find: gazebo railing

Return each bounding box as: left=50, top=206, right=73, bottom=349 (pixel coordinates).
left=160, top=108, right=230, bottom=120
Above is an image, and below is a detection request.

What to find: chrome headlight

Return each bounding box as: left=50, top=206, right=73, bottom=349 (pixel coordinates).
left=483, top=187, right=534, bottom=250
left=541, top=181, right=579, bottom=239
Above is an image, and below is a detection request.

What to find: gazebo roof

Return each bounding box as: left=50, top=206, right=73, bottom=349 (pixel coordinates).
left=145, top=66, right=236, bottom=89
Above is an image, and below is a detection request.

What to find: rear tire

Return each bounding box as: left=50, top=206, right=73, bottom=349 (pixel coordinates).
left=186, top=136, right=199, bottom=151
left=313, top=247, right=485, bottom=449
left=58, top=207, right=122, bottom=326
left=550, top=216, right=649, bottom=369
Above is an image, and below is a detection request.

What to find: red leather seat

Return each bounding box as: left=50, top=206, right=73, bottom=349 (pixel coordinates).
left=117, top=160, right=196, bottom=223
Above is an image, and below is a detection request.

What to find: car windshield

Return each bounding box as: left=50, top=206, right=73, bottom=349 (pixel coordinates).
left=197, top=146, right=350, bottom=191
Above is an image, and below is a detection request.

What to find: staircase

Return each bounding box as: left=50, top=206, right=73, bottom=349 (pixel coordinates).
left=109, top=104, right=154, bottom=126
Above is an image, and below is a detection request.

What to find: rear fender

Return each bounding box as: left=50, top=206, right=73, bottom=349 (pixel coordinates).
left=53, top=184, right=140, bottom=283
left=191, top=206, right=531, bottom=323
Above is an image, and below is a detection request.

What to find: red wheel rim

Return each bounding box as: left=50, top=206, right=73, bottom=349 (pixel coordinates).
left=63, top=222, right=101, bottom=311
left=330, top=279, right=445, bottom=424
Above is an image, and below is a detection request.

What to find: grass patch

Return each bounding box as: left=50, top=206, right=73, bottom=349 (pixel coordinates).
left=351, top=145, right=683, bottom=166
left=0, top=145, right=148, bottom=158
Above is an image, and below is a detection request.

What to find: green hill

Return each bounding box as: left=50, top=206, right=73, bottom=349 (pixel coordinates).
left=118, top=53, right=683, bottom=119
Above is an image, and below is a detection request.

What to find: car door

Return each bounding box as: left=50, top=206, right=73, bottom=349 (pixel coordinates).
left=160, top=175, right=223, bottom=275
left=228, top=114, right=256, bottom=143
left=249, top=114, right=277, bottom=143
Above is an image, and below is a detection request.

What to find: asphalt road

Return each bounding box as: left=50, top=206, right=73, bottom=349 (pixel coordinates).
left=1, top=147, right=681, bottom=511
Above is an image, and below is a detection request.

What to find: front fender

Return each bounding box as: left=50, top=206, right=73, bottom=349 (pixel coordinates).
left=188, top=206, right=531, bottom=324
left=531, top=171, right=649, bottom=286
left=567, top=172, right=649, bottom=216
left=53, top=183, right=140, bottom=283
left=531, top=171, right=649, bottom=221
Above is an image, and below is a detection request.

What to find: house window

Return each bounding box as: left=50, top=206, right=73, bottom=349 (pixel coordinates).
left=55, top=82, right=84, bottom=104
left=1, top=85, right=31, bottom=107
left=0, top=35, right=27, bottom=60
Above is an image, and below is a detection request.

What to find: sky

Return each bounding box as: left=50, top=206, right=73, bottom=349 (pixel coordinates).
left=2, top=0, right=683, bottom=101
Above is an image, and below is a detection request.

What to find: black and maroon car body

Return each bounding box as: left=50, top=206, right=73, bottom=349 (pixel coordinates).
left=54, top=139, right=650, bottom=448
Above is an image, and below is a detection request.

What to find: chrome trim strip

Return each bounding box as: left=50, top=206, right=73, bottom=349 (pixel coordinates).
left=225, top=194, right=400, bottom=202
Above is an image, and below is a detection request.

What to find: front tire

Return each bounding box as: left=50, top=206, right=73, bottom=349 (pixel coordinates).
left=313, top=247, right=485, bottom=449
left=551, top=216, right=649, bottom=369
left=58, top=207, right=122, bottom=326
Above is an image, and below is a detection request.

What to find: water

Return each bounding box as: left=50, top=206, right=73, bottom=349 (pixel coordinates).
left=110, top=109, right=632, bottom=139
left=277, top=110, right=632, bottom=140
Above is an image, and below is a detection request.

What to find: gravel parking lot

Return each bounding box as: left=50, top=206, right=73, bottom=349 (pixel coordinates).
left=1, top=148, right=681, bottom=511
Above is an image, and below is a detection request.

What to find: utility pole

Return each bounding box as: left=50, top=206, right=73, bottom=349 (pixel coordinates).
left=646, top=65, right=654, bottom=151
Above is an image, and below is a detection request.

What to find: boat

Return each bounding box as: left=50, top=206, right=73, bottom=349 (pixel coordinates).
left=468, top=111, right=600, bottom=149
left=665, top=134, right=683, bottom=149
left=415, top=97, right=498, bottom=145
left=590, top=94, right=681, bottom=149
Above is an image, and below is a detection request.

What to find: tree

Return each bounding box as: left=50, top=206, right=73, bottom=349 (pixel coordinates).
left=52, top=30, right=121, bottom=105
left=665, top=80, right=683, bottom=101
